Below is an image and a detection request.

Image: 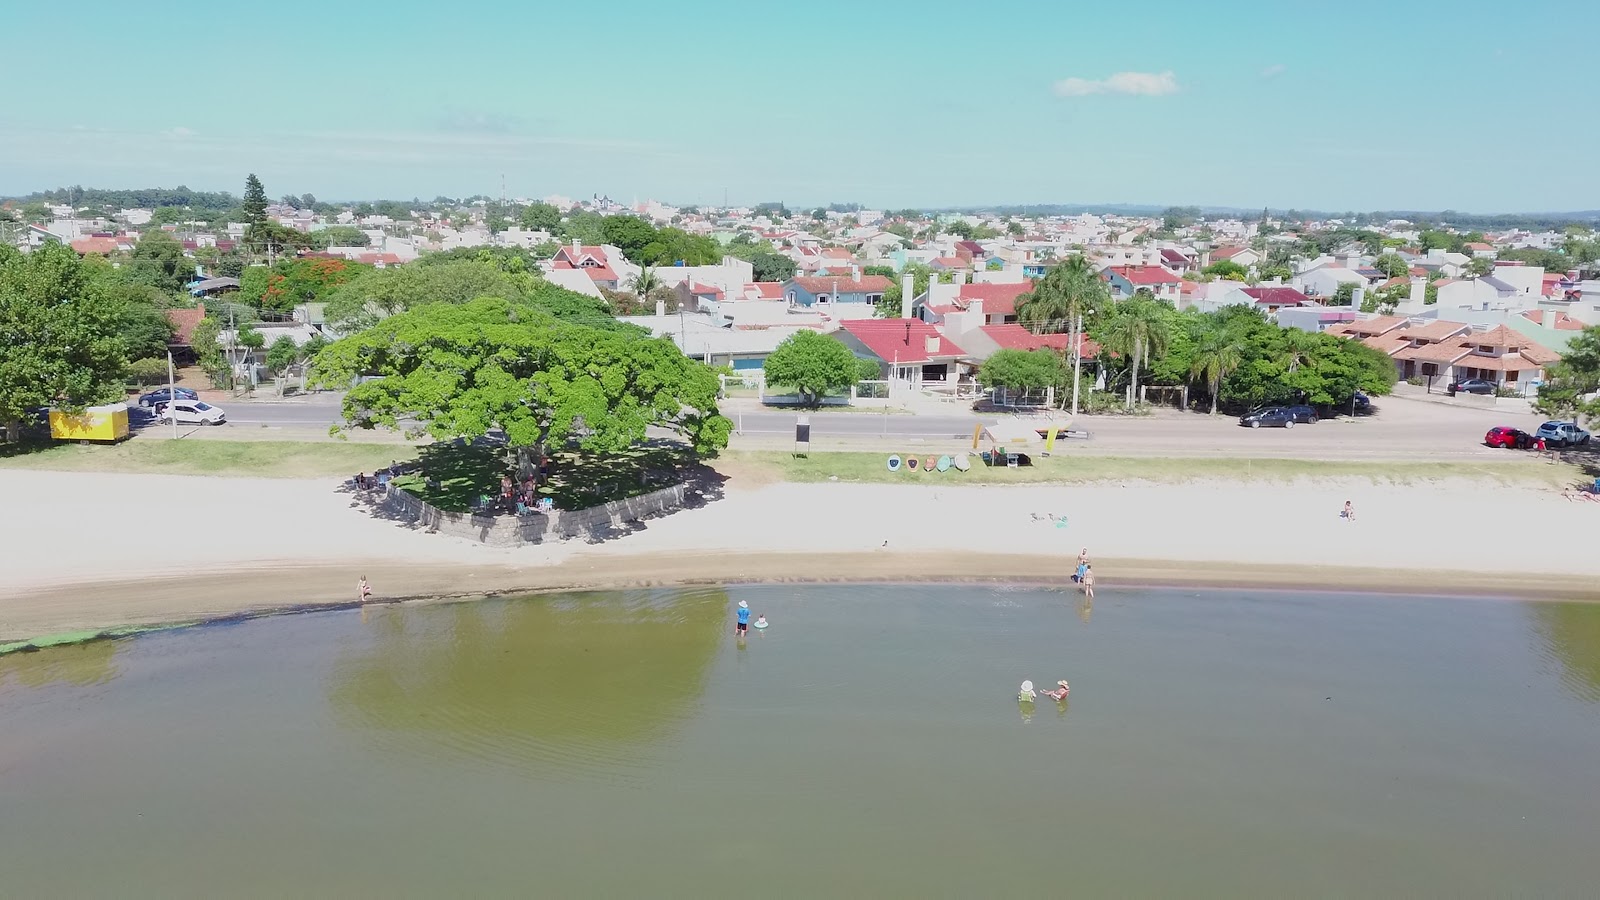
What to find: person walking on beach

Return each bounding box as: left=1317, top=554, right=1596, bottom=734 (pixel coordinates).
left=735, top=600, right=751, bottom=637
left=358, top=576, right=372, bottom=602
left=1073, top=548, right=1089, bottom=583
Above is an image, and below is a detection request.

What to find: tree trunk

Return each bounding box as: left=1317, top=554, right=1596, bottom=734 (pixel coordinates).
left=1128, top=339, right=1143, bottom=409
left=4, top=419, right=20, bottom=444
left=1210, top=378, right=1219, bottom=415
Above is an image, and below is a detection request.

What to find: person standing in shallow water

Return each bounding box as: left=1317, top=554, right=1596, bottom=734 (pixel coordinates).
left=735, top=600, right=750, bottom=637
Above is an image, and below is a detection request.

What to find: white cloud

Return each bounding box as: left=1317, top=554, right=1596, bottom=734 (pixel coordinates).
left=1260, top=64, right=1287, bottom=79
left=164, top=126, right=195, bottom=138
left=1052, top=70, right=1178, bottom=98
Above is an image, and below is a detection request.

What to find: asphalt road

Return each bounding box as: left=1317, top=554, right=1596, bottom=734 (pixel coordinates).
left=125, top=393, right=1592, bottom=462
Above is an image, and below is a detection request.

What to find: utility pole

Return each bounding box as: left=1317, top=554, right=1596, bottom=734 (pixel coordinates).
left=1070, top=312, right=1083, bottom=416
left=167, top=350, right=178, bottom=439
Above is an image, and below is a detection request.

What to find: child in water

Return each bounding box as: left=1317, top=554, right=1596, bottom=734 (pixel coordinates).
left=754, top=614, right=768, bottom=631
left=1019, top=680, right=1037, bottom=701
left=1044, top=680, right=1070, bottom=702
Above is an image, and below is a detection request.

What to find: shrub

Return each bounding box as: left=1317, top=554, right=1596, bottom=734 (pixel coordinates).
left=127, top=357, right=170, bottom=386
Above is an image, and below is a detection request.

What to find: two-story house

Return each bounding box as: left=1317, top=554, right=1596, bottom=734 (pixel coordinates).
left=550, top=240, right=631, bottom=291
left=783, top=272, right=892, bottom=320
left=1103, top=265, right=1183, bottom=305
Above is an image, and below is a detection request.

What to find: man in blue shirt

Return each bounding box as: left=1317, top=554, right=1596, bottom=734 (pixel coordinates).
left=736, top=600, right=751, bottom=636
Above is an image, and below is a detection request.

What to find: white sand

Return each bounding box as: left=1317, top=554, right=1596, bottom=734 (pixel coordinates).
left=5, top=468, right=1598, bottom=589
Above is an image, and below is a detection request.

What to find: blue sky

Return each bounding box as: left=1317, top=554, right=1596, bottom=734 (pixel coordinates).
left=3, top=0, right=1595, bottom=211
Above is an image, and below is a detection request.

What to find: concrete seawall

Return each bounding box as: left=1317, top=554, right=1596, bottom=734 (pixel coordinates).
left=379, top=482, right=691, bottom=546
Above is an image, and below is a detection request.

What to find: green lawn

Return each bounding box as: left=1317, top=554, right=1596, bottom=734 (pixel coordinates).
left=392, top=442, right=704, bottom=512
left=731, top=450, right=1578, bottom=487
left=0, top=439, right=410, bottom=478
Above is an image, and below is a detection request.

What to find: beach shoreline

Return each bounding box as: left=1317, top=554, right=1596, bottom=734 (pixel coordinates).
left=3, top=467, right=1597, bottom=645
left=4, top=551, right=1598, bottom=649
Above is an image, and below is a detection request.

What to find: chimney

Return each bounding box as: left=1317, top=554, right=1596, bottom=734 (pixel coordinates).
left=851, top=264, right=860, bottom=281
left=1350, top=287, right=1364, bottom=310
left=954, top=270, right=967, bottom=286
left=655, top=297, right=666, bottom=317
left=901, top=272, right=915, bottom=319
left=571, top=237, right=580, bottom=253
left=1408, top=276, right=1426, bottom=308
left=924, top=334, right=940, bottom=355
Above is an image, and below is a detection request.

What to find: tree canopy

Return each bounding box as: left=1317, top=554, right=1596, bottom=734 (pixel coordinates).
left=126, top=230, right=195, bottom=294
left=309, top=296, right=729, bottom=455
left=761, top=331, right=865, bottom=405
left=977, top=348, right=1059, bottom=392
left=0, top=244, right=129, bottom=436
left=1533, top=325, right=1600, bottom=426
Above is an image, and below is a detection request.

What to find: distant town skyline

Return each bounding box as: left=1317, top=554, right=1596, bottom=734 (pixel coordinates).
left=3, top=0, right=1596, bottom=212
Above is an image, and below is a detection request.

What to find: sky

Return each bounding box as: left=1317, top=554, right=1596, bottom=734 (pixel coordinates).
left=3, top=0, right=1596, bottom=212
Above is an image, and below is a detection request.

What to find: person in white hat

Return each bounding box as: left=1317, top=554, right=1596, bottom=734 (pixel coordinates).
left=735, top=599, right=751, bottom=636
left=1018, top=680, right=1036, bottom=701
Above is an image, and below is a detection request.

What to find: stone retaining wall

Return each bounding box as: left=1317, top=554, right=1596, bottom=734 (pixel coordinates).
left=379, top=482, right=691, bottom=547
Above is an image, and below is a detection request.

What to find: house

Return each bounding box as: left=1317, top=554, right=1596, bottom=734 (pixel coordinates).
left=837, top=318, right=968, bottom=385
left=1209, top=246, right=1260, bottom=268
left=1103, top=265, right=1182, bottom=305
left=1387, top=320, right=1474, bottom=382
left=783, top=272, right=892, bottom=320
left=956, top=323, right=1100, bottom=362
left=550, top=240, right=627, bottom=290
left=617, top=311, right=812, bottom=371
left=1439, top=324, right=1559, bottom=392
left=1159, top=247, right=1196, bottom=274
left=1297, top=266, right=1367, bottom=300
left=1240, top=286, right=1310, bottom=312
left=164, top=306, right=207, bottom=363
left=1434, top=267, right=1544, bottom=313
left=953, top=240, right=987, bottom=262
left=70, top=235, right=132, bottom=255
left=917, top=281, right=1032, bottom=326
left=189, top=277, right=240, bottom=298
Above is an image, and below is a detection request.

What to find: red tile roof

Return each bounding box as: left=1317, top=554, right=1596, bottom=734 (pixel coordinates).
left=980, top=324, right=1100, bottom=358
left=687, top=281, right=724, bottom=297
left=552, top=245, right=610, bottom=268
left=1241, top=286, right=1310, bottom=307
left=841, top=319, right=966, bottom=363
left=70, top=236, right=121, bottom=255
left=165, top=306, right=206, bottom=346
left=746, top=282, right=784, bottom=300
left=1211, top=246, right=1248, bottom=260
left=1106, top=264, right=1181, bottom=286
left=957, top=281, right=1032, bottom=316
left=789, top=275, right=893, bottom=295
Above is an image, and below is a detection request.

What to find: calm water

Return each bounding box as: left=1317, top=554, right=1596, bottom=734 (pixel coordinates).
left=3, top=586, right=1599, bottom=897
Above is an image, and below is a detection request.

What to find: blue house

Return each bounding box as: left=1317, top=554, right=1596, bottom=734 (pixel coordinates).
left=783, top=273, right=893, bottom=317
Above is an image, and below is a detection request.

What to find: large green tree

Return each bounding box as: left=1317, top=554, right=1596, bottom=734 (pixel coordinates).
left=750, top=251, right=796, bottom=283
left=0, top=244, right=129, bottom=439
left=1533, top=326, right=1600, bottom=426
left=127, top=229, right=195, bottom=294
left=519, top=202, right=561, bottom=232
left=1189, top=319, right=1246, bottom=415
left=977, top=348, right=1059, bottom=393
left=1017, top=254, right=1109, bottom=334
left=242, top=174, right=268, bottom=227
left=1096, top=293, right=1171, bottom=408
left=310, top=296, right=729, bottom=458
left=761, top=330, right=863, bottom=406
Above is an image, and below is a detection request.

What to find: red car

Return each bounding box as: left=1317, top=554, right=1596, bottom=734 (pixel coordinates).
left=1485, top=426, right=1532, bottom=449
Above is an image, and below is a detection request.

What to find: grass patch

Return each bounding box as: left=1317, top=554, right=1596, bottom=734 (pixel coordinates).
left=0, top=439, right=411, bottom=478
left=727, top=450, right=1580, bottom=487
left=392, top=442, right=703, bottom=513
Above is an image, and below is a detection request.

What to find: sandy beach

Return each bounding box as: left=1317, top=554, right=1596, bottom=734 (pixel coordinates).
left=2, top=467, right=1597, bottom=642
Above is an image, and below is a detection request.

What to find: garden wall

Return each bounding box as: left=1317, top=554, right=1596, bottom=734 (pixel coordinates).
left=379, top=482, right=691, bottom=547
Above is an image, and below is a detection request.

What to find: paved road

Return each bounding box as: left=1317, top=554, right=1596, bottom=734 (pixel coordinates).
left=126, top=393, right=1591, bottom=463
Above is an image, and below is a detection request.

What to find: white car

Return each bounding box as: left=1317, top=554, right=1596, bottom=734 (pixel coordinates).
left=157, top=400, right=226, bottom=426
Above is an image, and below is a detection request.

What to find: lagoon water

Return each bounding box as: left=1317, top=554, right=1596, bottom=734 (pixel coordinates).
left=3, top=585, right=1599, bottom=897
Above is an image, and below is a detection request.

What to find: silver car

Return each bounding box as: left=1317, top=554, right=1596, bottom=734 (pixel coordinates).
left=1533, top=421, right=1591, bottom=448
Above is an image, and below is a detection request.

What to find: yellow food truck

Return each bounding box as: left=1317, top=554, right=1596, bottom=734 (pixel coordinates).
left=48, top=404, right=131, bottom=443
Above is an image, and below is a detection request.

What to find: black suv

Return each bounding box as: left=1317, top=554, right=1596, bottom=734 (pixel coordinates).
left=1240, top=405, right=1318, bottom=429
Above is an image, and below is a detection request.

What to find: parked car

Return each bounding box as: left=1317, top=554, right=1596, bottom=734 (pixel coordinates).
left=1449, top=378, right=1496, bottom=395
left=1240, top=405, right=1317, bottom=429
left=1533, top=421, right=1592, bottom=448
left=138, top=387, right=199, bottom=407
left=1352, top=391, right=1371, bottom=413
left=156, top=400, right=226, bottom=426
left=1484, top=426, right=1532, bottom=449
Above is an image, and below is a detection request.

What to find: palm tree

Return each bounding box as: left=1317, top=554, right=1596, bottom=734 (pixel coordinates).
left=1100, top=293, right=1171, bottom=408
left=1190, top=322, right=1246, bottom=415
left=1281, top=327, right=1319, bottom=375
left=1017, top=254, right=1111, bottom=414
left=1017, top=254, right=1108, bottom=335
left=627, top=267, right=663, bottom=300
